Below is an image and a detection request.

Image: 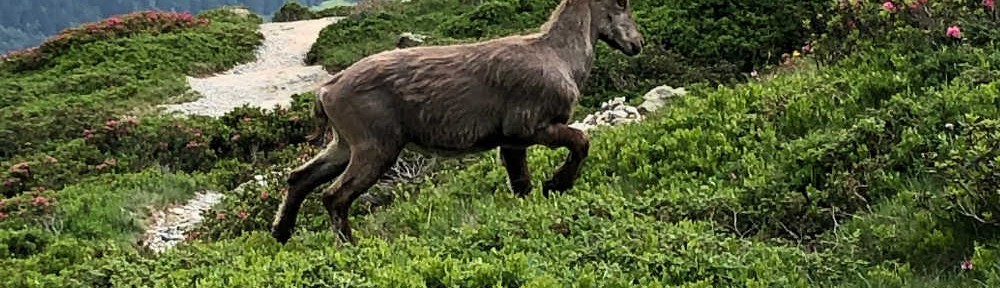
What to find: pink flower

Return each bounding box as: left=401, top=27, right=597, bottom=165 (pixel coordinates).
left=216, top=212, right=226, bottom=219
left=11, top=162, right=30, bottom=173
left=31, top=195, right=50, bottom=207
left=184, top=231, right=199, bottom=241
left=185, top=140, right=202, bottom=149
left=238, top=210, right=248, bottom=219
left=104, top=119, right=120, bottom=131
left=947, top=25, right=962, bottom=39
left=82, top=129, right=94, bottom=139
left=986, top=0, right=996, bottom=10
left=260, top=190, right=270, bottom=200
left=882, top=1, right=896, bottom=11
left=0, top=212, right=6, bottom=221
left=961, top=259, right=974, bottom=270
left=122, top=115, right=139, bottom=125
left=179, top=12, right=195, bottom=23
left=750, top=70, right=759, bottom=78
left=106, top=17, right=124, bottom=26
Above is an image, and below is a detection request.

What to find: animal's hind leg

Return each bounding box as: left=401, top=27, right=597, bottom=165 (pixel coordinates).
left=533, top=124, right=589, bottom=196
left=321, top=142, right=402, bottom=245
left=271, top=138, right=349, bottom=244
left=499, top=147, right=532, bottom=197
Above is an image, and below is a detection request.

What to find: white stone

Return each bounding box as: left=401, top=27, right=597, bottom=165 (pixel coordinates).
left=609, top=110, right=629, bottom=119
left=638, top=85, right=687, bottom=114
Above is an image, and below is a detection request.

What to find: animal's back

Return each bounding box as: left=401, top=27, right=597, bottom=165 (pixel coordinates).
left=327, top=34, right=568, bottom=155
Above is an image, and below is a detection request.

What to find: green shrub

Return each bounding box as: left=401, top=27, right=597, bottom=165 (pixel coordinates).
left=272, top=1, right=317, bottom=22
left=816, top=0, right=1000, bottom=64
left=0, top=92, right=317, bottom=198
left=315, top=5, right=357, bottom=17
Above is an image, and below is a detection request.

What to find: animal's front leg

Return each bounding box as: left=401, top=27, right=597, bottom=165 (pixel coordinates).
left=499, top=147, right=532, bottom=197
left=533, top=124, right=590, bottom=196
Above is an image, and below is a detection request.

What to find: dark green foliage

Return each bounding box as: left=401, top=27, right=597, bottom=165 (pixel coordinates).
left=314, top=5, right=356, bottom=17
left=272, top=1, right=317, bottom=22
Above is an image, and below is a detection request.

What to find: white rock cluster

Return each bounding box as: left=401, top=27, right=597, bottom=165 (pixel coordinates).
left=638, top=85, right=687, bottom=114
left=568, top=85, right=687, bottom=132
left=569, top=97, right=643, bottom=131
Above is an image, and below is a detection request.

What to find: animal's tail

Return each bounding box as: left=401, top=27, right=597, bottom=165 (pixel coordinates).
left=306, top=71, right=343, bottom=145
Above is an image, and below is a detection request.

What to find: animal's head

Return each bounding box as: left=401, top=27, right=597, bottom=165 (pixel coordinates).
left=591, top=0, right=643, bottom=56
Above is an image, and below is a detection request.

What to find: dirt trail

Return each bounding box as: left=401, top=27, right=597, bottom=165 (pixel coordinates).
left=161, top=16, right=341, bottom=117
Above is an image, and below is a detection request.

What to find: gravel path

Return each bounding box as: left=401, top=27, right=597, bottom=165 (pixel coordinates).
left=160, top=16, right=342, bottom=117
left=141, top=191, right=224, bottom=253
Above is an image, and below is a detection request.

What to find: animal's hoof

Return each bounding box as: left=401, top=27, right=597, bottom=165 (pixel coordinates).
left=542, top=179, right=572, bottom=197
left=270, top=226, right=292, bottom=245
left=333, top=229, right=356, bottom=246
left=509, top=179, right=533, bottom=198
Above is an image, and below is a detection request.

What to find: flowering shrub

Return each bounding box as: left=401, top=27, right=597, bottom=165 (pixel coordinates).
left=0, top=92, right=317, bottom=198
left=1, top=11, right=211, bottom=72
left=817, top=0, right=1000, bottom=63
left=932, top=119, right=1000, bottom=227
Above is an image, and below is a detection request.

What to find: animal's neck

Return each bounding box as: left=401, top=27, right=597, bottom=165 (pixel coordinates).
left=539, top=0, right=597, bottom=85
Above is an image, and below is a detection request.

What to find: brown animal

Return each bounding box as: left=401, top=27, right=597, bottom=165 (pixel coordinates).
left=271, top=0, right=643, bottom=245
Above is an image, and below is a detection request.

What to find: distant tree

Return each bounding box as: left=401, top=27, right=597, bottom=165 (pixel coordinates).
left=272, top=1, right=317, bottom=22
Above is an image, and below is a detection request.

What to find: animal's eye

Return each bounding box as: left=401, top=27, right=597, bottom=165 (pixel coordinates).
left=616, top=0, right=627, bottom=7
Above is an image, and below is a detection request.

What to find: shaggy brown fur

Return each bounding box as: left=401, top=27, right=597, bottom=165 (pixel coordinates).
left=271, top=0, right=643, bottom=245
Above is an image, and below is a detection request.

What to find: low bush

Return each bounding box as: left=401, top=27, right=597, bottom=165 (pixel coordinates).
left=816, top=0, right=1000, bottom=64
left=1, top=92, right=317, bottom=198
left=0, top=11, right=212, bottom=73
left=272, top=1, right=317, bottom=22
